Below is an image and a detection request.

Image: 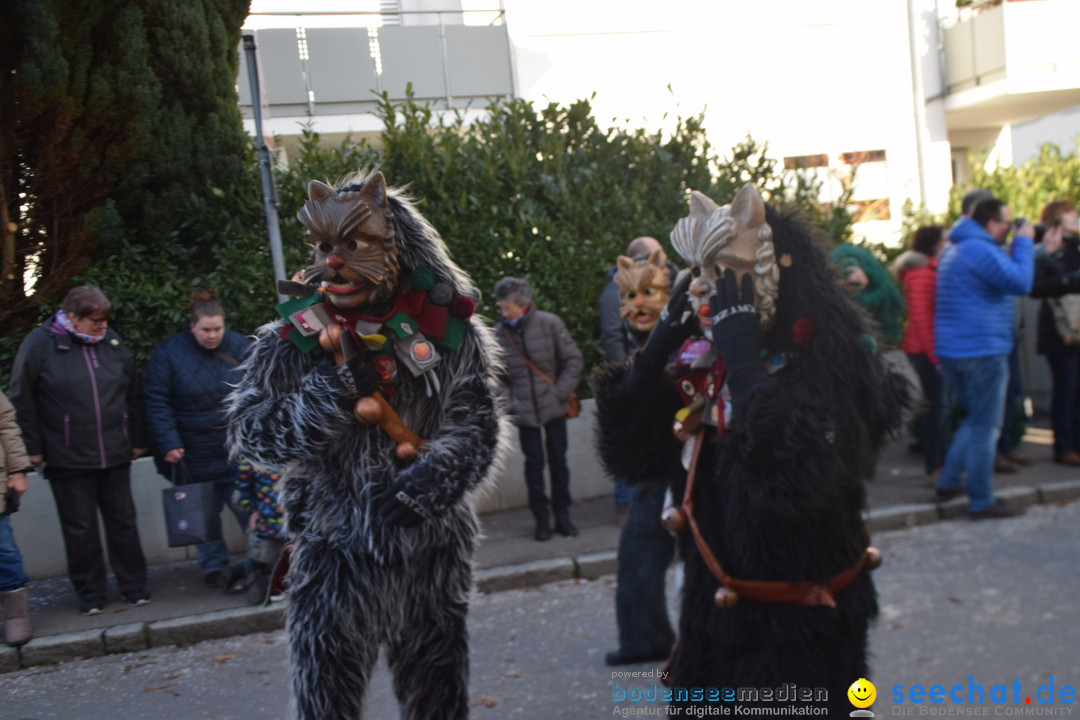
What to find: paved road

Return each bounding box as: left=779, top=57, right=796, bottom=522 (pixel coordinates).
left=5, top=501, right=1079, bottom=720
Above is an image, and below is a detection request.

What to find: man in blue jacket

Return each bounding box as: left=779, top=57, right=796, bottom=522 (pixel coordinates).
left=935, top=197, right=1034, bottom=519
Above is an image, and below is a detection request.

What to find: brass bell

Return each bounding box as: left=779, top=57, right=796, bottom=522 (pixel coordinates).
left=713, top=587, right=739, bottom=608
left=353, top=397, right=382, bottom=424
left=660, top=505, right=687, bottom=532
left=864, top=546, right=883, bottom=570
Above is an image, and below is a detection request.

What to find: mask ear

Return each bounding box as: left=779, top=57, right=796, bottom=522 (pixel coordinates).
left=648, top=247, right=667, bottom=268
left=308, top=180, right=336, bottom=203
left=616, top=255, right=635, bottom=271
left=689, top=190, right=720, bottom=218
left=359, top=171, right=389, bottom=211
left=730, top=184, right=766, bottom=230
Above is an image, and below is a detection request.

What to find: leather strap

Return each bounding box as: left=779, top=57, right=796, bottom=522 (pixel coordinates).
left=214, top=350, right=241, bottom=366
left=501, top=326, right=557, bottom=387
left=681, top=432, right=870, bottom=608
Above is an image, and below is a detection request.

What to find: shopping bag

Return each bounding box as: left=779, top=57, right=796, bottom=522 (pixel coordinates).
left=161, top=478, right=222, bottom=547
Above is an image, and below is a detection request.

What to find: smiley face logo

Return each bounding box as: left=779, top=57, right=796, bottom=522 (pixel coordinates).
left=848, top=678, right=876, bottom=709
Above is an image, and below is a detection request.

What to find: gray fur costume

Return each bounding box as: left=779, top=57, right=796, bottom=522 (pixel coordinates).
left=226, top=173, right=504, bottom=720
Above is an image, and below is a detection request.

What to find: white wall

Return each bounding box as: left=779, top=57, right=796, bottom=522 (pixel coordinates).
left=502, top=0, right=941, bottom=246
left=1012, top=104, right=1080, bottom=165
left=11, top=401, right=613, bottom=580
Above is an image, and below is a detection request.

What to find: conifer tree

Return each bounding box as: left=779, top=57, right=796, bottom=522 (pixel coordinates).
left=0, top=0, right=250, bottom=340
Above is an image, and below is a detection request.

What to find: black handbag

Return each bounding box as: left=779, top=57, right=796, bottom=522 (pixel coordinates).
left=161, top=461, right=222, bottom=547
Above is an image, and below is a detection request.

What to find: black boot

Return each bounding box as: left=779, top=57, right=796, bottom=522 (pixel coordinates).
left=554, top=515, right=578, bottom=537
left=534, top=514, right=552, bottom=542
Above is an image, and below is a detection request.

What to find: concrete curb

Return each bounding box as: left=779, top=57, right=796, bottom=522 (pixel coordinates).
left=7, top=480, right=1080, bottom=673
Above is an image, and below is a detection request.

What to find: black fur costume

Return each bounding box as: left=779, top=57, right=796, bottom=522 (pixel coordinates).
left=226, top=173, right=504, bottom=720
left=592, top=203, right=905, bottom=714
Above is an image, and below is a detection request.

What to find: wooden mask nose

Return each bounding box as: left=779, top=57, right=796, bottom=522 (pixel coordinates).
left=325, top=253, right=346, bottom=269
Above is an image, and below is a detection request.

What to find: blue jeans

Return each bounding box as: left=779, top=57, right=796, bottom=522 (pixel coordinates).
left=939, top=355, right=1009, bottom=512
left=1046, top=351, right=1080, bottom=457
left=518, top=417, right=571, bottom=520
left=613, top=480, right=631, bottom=508
left=0, top=514, right=29, bottom=592
left=997, top=341, right=1023, bottom=457
left=195, top=482, right=249, bottom=574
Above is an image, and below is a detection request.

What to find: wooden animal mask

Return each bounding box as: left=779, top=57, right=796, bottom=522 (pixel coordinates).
left=670, top=185, right=780, bottom=334
left=614, top=248, right=671, bottom=332
left=297, top=172, right=401, bottom=309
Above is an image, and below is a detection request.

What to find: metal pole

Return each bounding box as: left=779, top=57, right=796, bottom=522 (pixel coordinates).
left=243, top=33, right=289, bottom=304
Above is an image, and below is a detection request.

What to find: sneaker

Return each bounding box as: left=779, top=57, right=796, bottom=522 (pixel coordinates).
left=994, top=455, right=1019, bottom=473
left=1005, top=452, right=1034, bottom=467
left=221, top=564, right=251, bottom=595
left=970, top=500, right=1026, bottom=520
left=80, top=600, right=104, bottom=616
left=1055, top=451, right=1080, bottom=466
left=935, top=487, right=964, bottom=502
left=123, top=589, right=151, bottom=607
left=245, top=574, right=269, bottom=606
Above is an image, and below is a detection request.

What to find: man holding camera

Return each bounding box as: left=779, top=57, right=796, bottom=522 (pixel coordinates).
left=934, top=196, right=1034, bottom=519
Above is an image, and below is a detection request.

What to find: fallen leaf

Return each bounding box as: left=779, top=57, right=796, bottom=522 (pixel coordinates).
left=213, top=654, right=235, bottom=664
left=144, top=685, right=173, bottom=692
left=947, top=596, right=963, bottom=604
left=502, top=672, right=522, bottom=679
left=162, top=673, right=183, bottom=680
left=472, top=697, right=498, bottom=707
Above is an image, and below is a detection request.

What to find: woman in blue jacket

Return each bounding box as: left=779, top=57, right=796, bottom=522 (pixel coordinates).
left=144, top=290, right=251, bottom=587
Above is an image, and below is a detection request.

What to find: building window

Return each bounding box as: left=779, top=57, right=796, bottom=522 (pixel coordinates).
left=783, top=154, right=829, bottom=170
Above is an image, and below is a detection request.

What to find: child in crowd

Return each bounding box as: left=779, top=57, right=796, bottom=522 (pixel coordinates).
left=222, top=460, right=287, bottom=605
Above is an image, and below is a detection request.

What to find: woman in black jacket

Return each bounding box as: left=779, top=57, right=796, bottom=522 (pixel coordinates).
left=10, top=286, right=150, bottom=615
left=143, top=290, right=251, bottom=587
left=1030, top=200, right=1080, bottom=465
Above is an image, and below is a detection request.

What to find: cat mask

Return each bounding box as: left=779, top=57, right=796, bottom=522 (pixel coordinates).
left=297, top=172, right=401, bottom=309
left=613, top=247, right=671, bottom=333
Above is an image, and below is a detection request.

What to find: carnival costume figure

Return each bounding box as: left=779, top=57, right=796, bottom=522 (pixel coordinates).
left=227, top=171, right=504, bottom=720
left=592, top=186, right=905, bottom=714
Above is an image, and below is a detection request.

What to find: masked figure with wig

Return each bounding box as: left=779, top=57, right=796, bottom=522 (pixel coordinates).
left=592, top=186, right=905, bottom=713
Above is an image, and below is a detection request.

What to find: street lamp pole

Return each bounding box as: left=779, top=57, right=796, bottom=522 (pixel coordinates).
left=242, top=33, right=288, bottom=304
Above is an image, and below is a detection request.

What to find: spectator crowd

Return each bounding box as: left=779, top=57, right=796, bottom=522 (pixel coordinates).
left=0, top=188, right=1072, bottom=651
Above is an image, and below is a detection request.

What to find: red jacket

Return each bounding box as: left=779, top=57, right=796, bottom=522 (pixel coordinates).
left=894, top=251, right=937, bottom=363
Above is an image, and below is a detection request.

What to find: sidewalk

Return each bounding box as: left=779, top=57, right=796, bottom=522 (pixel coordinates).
left=4, top=426, right=1080, bottom=672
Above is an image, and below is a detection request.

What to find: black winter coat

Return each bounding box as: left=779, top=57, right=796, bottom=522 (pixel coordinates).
left=1030, top=236, right=1080, bottom=356
left=10, top=316, right=145, bottom=472
left=143, top=327, right=251, bottom=483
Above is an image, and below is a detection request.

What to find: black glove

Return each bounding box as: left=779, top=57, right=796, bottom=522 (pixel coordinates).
left=710, top=270, right=767, bottom=425
left=625, top=272, right=695, bottom=388
left=313, top=355, right=379, bottom=408
left=709, top=270, right=763, bottom=374
left=373, top=477, right=431, bottom=528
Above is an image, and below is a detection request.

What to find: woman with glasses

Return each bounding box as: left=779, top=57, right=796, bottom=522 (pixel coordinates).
left=9, top=285, right=150, bottom=615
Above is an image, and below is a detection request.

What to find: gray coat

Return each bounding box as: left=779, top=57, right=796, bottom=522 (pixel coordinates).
left=496, top=304, right=583, bottom=428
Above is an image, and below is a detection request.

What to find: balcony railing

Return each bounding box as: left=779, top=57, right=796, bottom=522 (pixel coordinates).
left=238, top=9, right=515, bottom=121
left=942, top=0, right=1080, bottom=94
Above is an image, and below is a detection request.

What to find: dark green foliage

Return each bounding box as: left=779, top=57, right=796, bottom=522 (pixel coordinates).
left=900, top=140, right=1080, bottom=253
left=1, top=86, right=856, bottom=392
left=0, top=0, right=251, bottom=377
